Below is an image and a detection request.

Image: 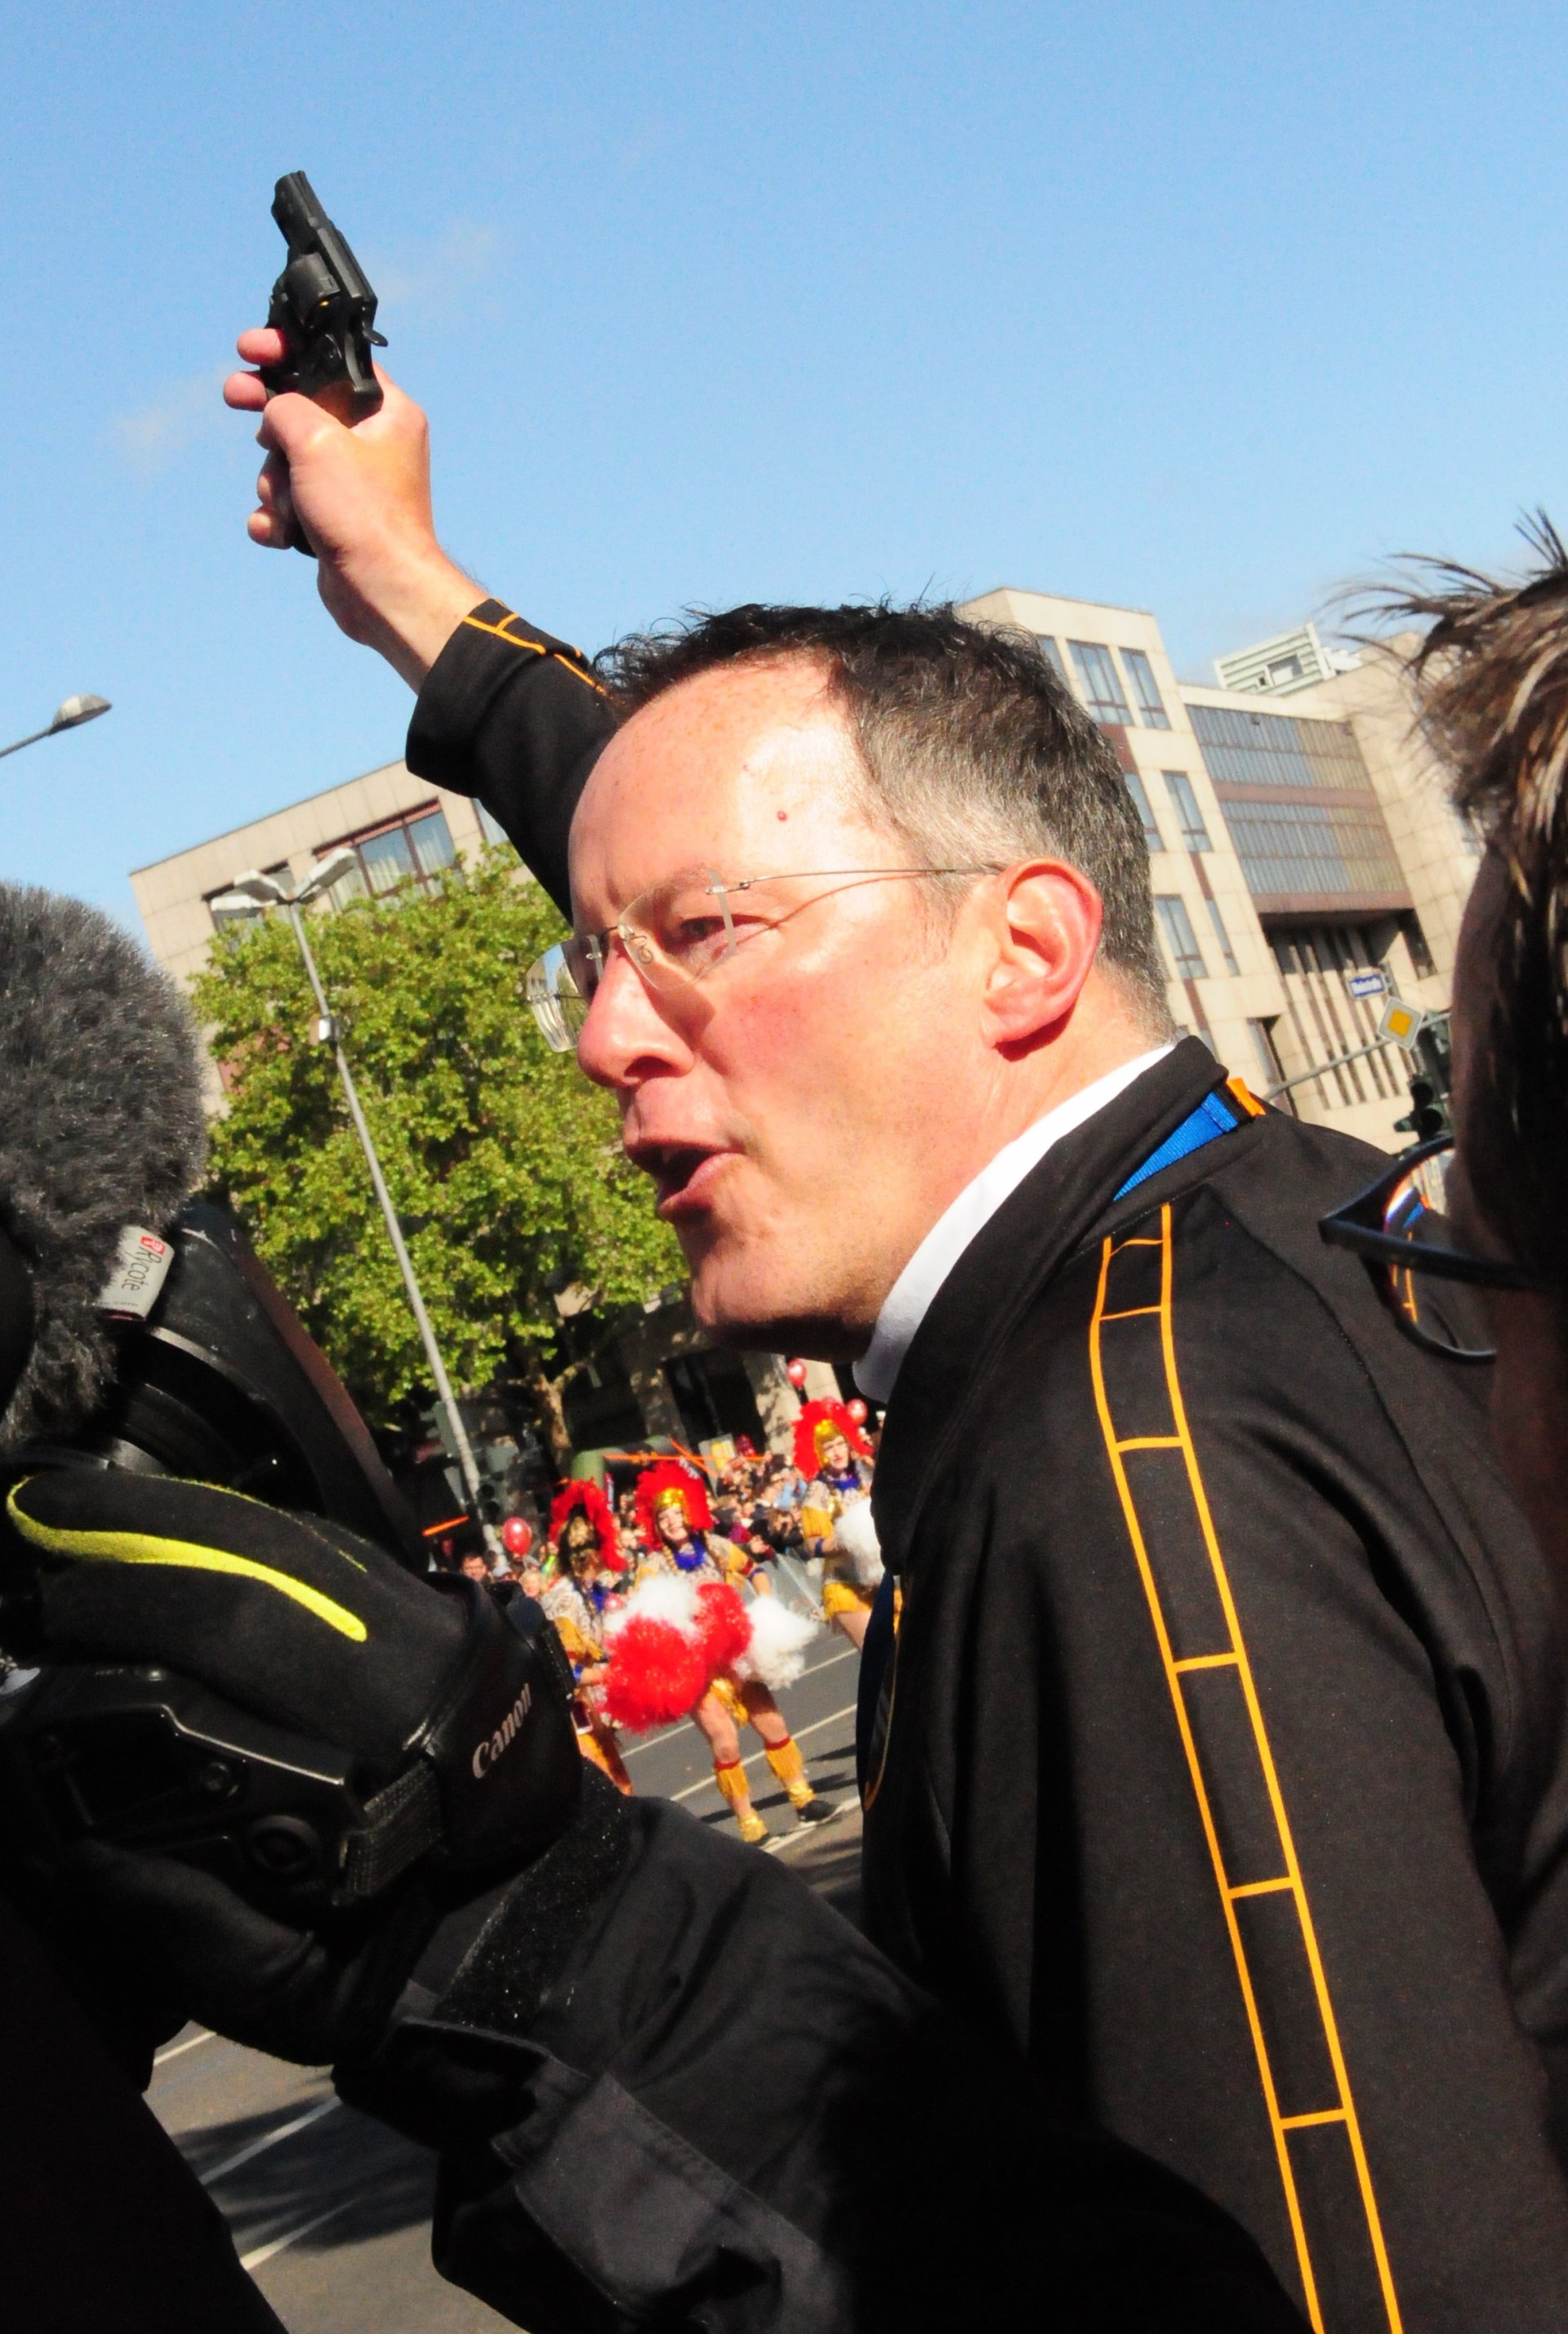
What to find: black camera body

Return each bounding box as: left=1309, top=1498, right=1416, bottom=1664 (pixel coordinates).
left=0, top=1205, right=432, bottom=1917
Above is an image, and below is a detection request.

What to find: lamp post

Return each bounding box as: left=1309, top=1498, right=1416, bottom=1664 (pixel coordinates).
left=0, top=693, right=112, bottom=761
left=209, top=851, right=501, bottom=1560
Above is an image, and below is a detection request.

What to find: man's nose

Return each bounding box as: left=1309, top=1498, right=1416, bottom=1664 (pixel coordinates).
left=576, top=942, right=696, bottom=1089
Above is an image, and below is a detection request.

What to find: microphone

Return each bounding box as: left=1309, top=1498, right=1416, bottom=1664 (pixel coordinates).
left=0, top=881, right=436, bottom=1916
left=0, top=884, right=206, bottom=1454
left=0, top=880, right=425, bottom=1562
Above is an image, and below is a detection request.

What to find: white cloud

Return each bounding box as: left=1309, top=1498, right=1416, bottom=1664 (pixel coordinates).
left=109, top=368, right=229, bottom=471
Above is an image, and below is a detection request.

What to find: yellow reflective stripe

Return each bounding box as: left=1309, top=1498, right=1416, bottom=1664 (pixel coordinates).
left=6, top=1489, right=368, bottom=1644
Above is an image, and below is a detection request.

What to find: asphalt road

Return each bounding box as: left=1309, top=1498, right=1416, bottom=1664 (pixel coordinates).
left=149, top=1624, right=865, bottom=2333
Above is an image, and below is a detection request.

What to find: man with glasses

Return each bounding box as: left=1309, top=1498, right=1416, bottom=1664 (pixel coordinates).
left=52, top=342, right=1568, bottom=2330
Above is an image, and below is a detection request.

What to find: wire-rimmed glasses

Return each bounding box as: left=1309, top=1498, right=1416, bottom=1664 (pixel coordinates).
left=1317, top=1132, right=1535, bottom=1361
left=525, top=862, right=1000, bottom=1054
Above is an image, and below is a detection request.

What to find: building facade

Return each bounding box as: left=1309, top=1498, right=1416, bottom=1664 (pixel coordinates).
left=958, top=590, right=1477, bottom=1149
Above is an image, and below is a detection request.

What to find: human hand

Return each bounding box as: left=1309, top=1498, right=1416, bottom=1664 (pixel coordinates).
left=2, top=1471, right=581, bottom=2061
left=225, top=329, right=483, bottom=688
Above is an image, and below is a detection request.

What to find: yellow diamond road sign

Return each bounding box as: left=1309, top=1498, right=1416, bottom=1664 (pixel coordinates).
left=1379, top=996, right=1427, bottom=1052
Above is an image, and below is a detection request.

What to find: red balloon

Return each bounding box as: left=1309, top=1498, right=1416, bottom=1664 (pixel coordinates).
left=846, top=1397, right=868, bottom=1426
left=786, top=1359, right=808, bottom=1388
left=501, top=1516, right=533, bottom=1558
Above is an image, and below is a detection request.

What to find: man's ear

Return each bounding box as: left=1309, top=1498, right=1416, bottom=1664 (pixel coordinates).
left=978, top=861, right=1104, bottom=1051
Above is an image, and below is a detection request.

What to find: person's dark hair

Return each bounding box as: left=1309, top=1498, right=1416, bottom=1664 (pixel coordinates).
left=1375, top=518, right=1568, bottom=1301
left=599, top=603, right=1170, bottom=1027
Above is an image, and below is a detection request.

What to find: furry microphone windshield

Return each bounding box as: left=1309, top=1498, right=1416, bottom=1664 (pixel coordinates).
left=0, top=884, right=207, bottom=1450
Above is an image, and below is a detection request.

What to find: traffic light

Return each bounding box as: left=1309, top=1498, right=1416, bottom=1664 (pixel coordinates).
left=1393, top=1016, right=1452, bottom=1140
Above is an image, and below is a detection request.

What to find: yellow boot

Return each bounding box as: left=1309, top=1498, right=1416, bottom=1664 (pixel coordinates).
left=764, top=1735, right=834, bottom=1826
left=713, top=1756, right=768, bottom=1844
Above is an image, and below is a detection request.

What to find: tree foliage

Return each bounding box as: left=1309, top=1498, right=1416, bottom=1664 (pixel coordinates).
left=192, top=852, right=682, bottom=1458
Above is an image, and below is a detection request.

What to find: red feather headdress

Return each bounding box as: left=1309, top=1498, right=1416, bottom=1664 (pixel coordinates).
left=634, top=1456, right=712, bottom=1545
left=792, top=1397, right=871, bottom=1477
left=549, top=1477, right=622, bottom=1570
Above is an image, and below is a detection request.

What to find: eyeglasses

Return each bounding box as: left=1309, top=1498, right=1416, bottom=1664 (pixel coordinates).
left=525, top=862, right=1000, bottom=1054
left=1316, top=1132, right=1536, bottom=1362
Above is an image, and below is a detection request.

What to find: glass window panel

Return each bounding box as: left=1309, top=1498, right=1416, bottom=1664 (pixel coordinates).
left=408, top=808, right=457, bottom=878
left=1154, top=894, right=1207, bottom=979
left=1220, top=800, right=1403, bottom=898
left=476, top=802, right=510, bottom=848
left=1034, top=634, right=1069, bottom=686
left=1163, top=770, right=1211, bottom=852
left=1120, top=647, right=1170, bottom=729
left=1296, top=719, right=1371, bottom=789
left=359, top=826, right=417, bottom=896
left=1205, top=895, right=1240, bottom=973
left=1067, top=640, right=1133, bottom=724
left=1125, top=771, right=1163, bottom=852
left=1190, top=702, right=1314, bottom=787
left=1189, top=701, right=1374, bottom=794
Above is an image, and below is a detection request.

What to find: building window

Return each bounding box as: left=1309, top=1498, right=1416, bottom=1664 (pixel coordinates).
left=1155, top=894, right=1207, bottom=979
left=207, top=862, right=291, bottom=932
left=1188, top=701, right=1373, bottom=791
left=1120, top=648, right=1170, bottom=729
left=1205, top=895, right=1240, bottom=973
left=1068, top=641, right=1133, bottom=725
left=1033, top=634, right=1069, bottom=687
left=318, top=804, right=457, bottom=906
left=476, top=802, right=512, bottom=849
left=1163, top=771, right=1212, bottom=852
left=1125, top=771, right=1163, bottom=851
left=1221, top=799, right=1403, bottom=901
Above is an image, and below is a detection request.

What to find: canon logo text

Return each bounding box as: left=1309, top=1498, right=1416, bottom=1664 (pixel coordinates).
left=471, top=1682, right=533, bottom=1778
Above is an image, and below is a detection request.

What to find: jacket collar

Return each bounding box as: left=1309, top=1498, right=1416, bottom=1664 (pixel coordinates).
left=871, top=1038, right=1243, bottom=1571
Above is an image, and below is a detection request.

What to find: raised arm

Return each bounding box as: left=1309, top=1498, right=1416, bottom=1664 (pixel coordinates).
left=225, top=332, right=612, bottom=912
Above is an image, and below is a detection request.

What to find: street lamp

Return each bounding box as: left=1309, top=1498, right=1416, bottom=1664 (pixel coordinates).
left=209, top=850, right=501, bottom=1560
left=0, top=693, right=113, bottom=761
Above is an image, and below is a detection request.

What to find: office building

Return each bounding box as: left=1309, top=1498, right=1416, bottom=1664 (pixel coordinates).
left=958, top=590, right=1477, bottom=1148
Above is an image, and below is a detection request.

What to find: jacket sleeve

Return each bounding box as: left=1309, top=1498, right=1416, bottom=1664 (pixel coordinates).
left=341, top=1776, right=1301, bottom=2334
left=405, top=599, right=615, bottom=916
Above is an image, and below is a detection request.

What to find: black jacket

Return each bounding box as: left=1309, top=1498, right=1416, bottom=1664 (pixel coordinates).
left=363, top=601, right=1568, bottom=2332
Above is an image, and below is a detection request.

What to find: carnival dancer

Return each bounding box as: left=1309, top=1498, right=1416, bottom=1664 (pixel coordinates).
left=796, top=1399, right=881, bottom=1651
left=538, top=1480, right=633, bottom=1795
left=608, top=1459, right=832, bottom=1843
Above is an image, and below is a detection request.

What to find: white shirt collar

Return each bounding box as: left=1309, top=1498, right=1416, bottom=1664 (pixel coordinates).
left=853, top=1044, right=1174, bottom=1405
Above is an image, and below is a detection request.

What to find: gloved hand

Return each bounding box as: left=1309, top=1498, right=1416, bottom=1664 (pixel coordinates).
left=0, top=1469, right=581, bottom=2065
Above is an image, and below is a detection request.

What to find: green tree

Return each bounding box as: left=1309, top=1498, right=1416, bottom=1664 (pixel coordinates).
left=192, top=851, right=684, bottom=1465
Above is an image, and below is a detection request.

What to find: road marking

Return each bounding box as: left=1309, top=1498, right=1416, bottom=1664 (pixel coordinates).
left=670, top=1700, right=860, bottom=1802
left=154, top=2027, right=214, bottom=2065
left=240, top=2190, right=362, bottom=2270
left=620, top=1644, right=859, bottom=1760
left=201, top=2095, right=340, bottom=2186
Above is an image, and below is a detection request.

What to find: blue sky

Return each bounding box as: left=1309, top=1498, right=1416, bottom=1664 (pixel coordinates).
left=4, top=2, right=1566, bottom=929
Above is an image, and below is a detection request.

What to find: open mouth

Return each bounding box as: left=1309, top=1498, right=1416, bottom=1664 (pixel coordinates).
left=627, top=1140, right=733, bottom=1214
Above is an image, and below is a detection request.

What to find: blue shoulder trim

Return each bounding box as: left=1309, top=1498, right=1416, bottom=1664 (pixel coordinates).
left=1113, top=1088, right=1241, bottom=1201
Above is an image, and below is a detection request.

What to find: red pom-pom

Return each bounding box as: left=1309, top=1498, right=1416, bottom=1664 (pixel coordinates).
left=693, top=1580, right=751, bottom=1673
left=602, top=1618, right=707, bottom=1732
